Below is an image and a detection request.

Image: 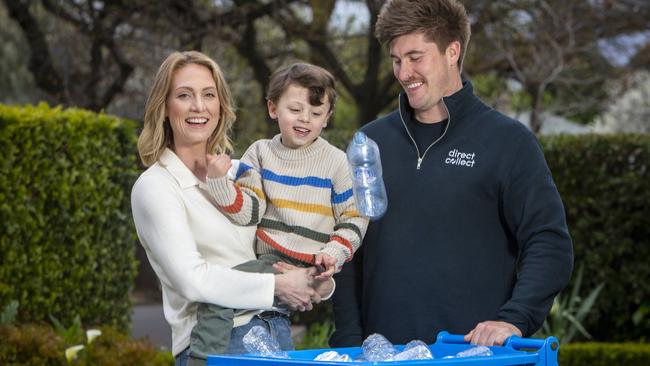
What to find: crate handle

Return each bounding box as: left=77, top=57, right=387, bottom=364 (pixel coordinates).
left=435, top=331, right=468, bottom=345
left=436, top=331, right=559, bottom=352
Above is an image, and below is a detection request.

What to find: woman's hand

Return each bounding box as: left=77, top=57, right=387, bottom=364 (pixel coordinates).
left=273, top=266, right=319, bottom=312
left=274, top=262, right=334, bottom=302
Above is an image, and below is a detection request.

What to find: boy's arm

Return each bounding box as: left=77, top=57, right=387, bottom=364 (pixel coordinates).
left=207, top=143, right=266, bottom=226
left=320, top=157, right=369, bottom=269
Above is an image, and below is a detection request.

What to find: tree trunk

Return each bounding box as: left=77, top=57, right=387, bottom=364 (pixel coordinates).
left=529, top=86, right=544, bottom=134
left=3, top=0, right=65, bottom=106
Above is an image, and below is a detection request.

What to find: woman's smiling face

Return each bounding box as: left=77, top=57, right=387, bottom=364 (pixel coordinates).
left=166, top=63, right=221, bottom=150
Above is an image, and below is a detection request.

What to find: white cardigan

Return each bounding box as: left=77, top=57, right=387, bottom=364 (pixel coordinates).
left=131, top=148, right=275, bottom=356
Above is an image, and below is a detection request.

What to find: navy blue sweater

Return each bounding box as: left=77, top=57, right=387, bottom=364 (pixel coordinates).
left=330, top=81, right=573, bottom=346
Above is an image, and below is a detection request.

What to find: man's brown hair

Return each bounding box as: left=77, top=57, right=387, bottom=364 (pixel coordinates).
left=375, top=0, right=471, bottom=70
left=267, top=62, right=337, bottom=112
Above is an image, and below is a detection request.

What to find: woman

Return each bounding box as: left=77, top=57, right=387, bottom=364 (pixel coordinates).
left=131, top=51, right=329, bottom=365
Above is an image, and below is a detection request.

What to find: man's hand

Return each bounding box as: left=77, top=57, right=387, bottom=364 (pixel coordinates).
left=464, top=321, right=522, bottom=346
left=206, top=153, right=232, bottom=179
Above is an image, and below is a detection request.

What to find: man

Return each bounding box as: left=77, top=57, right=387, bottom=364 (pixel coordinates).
left=330, top=0, right=573, bottom=347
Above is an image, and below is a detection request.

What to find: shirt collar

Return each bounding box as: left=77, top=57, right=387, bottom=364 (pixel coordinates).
left=398, top=80, right=476, bottom=129
left=158, top=148, right=202, bottom=189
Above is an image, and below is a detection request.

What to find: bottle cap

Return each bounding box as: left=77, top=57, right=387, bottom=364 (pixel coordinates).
left=353, top=131, right=367, bottom=144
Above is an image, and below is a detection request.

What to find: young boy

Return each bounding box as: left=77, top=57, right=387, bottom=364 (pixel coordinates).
left=188, top=62, right=368, bottom=364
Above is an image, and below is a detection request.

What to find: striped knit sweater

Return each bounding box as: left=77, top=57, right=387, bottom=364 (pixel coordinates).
left=207, top=134, right=368, bottom=269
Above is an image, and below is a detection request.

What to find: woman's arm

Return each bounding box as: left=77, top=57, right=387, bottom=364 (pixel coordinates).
left=131, top=173, right=275, bottom=309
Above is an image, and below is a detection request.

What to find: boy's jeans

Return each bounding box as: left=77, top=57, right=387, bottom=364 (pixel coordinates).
left=177, top=313, right=293, bottom=366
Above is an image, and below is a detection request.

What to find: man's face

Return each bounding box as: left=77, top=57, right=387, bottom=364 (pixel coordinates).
left=390, top=32, right=459, bottom=122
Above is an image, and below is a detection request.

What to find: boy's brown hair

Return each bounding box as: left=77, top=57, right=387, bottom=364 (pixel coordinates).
left=375, top=0, right=471, bottom=71
left=267, top=62, right=337, bottom=112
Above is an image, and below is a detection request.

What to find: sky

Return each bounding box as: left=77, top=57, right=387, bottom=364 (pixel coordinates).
left=599, top=31, right=650, bottom=67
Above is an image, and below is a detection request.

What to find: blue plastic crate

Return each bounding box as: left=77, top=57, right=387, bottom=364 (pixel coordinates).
left=207, top=331, right=560, bottom=365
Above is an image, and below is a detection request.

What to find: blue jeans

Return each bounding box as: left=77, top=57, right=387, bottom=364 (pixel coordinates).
left=227, top=313, right=294, bottom=354
left=176, top=314, right=293, bottom=365
left=175, top=347, right=189, bottom=366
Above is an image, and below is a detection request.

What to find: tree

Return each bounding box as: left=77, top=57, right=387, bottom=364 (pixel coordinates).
left=0, top=3, right=39, bottom=104
left=0, top=0, right=303, bottom=118
left=594, top=70, right=650, bottom=133
left=465, top=0, right=650, bottom=133
left=2, top=0, right=647, bottom=133
left=2, top=0, right=136, bottom=111
left=472, top=1, right=608, bottom=132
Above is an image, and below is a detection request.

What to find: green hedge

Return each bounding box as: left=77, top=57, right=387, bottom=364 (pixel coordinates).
left=0, top=103, right=139, bottom=330
left=541, top=134, right=650, bottom=341
left=559, top=342, right=650, bottom=366
left=0, top=324, right=173, bottom=365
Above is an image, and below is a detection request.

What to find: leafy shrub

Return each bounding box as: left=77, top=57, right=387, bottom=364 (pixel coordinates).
left=295, top=319, right=334, bottom=350
left=0, top=323, right=173, bottom=365
left=559, top=342, right=650, bottom=366
left=0, top=103, right=139, bottom=330
left=535, top=264, right=604, bottom=343
left=541, top=134, right=650, bottom=341
left=1, top=300, right=19, bottom=325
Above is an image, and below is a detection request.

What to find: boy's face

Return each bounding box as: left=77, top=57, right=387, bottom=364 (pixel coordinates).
left=268, top=84, right=331, bottom=149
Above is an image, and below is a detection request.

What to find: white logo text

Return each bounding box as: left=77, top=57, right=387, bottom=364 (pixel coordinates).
left=445, top=148, right=476, bottom=167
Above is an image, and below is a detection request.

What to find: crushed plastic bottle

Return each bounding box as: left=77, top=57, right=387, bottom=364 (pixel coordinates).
left=242, top=325, right=289, bottom=358
left=346, top=131, right=388, bottom=220
left=455, top=345, right=494, bottom=358
left=404, top=339, right=430, bottom=351
left=390, top=340, right=434, bottom=361
left=313, top=350, right=353, bottom=362
left=361, top=333, right=398, bottom=361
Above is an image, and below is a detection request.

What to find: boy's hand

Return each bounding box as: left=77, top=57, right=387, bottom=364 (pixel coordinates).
left=314, top=253, right=337, bottom=280
left=274, top=261, right=334, bottom=301
left=206, top=153, right=232, bottom=179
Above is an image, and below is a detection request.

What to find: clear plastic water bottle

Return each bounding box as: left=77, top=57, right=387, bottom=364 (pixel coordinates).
left=455, top=345, right=494, bottom=358
left=391, top=344, right=434, bottom=361
left=242, top=326, right=288, bottom=358
left=391, top=340, right=432, bottom=361
left=390, top=339, right=434, bottom=361
left=361, top=333, right=397, bottom=361
left=313, top=350, right=353, bottom=362
left=346, top=131, right=388, bottom=220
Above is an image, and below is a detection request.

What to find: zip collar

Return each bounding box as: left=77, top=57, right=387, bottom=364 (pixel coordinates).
left=397, top=80, right=475, bottom=170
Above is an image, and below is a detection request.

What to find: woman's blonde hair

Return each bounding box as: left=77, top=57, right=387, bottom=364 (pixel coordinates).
left=138, top=51, right=236, bottom=166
